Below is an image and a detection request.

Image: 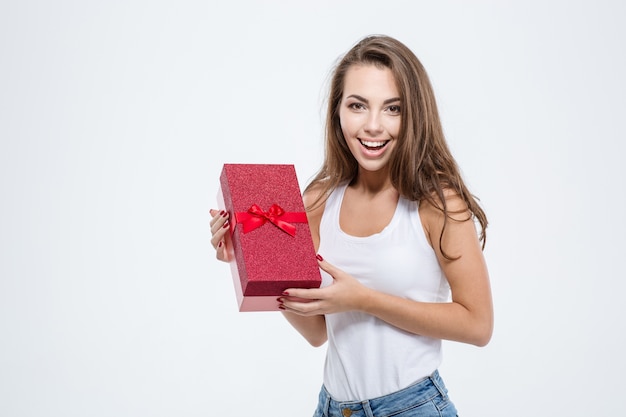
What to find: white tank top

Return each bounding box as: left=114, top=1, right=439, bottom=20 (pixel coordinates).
left=318, top=183, right=451, bottom=401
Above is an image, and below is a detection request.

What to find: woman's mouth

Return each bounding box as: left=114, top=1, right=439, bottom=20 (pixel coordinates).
left=359, top=139, right=390, bottom=151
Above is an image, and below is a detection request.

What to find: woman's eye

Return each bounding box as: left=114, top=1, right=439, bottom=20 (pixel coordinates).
left=349, top=102, right=366, bottom=111
left=388, top=105, right=401, bottom=114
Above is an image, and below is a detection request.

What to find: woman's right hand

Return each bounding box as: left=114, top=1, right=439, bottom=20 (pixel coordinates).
left=209, top=209, right=232, bottom=262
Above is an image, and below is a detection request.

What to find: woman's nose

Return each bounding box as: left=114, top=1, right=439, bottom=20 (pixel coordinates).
left=364, top=112, right=383, bottom=134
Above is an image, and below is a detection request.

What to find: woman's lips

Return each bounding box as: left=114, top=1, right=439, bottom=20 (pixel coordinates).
left=359, top=139, right=390, bottom=150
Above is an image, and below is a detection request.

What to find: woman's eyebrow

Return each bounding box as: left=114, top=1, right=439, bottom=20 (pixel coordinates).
left=345, top=94, right=401, bottom=105
left=383, top=97, right=401, bottom=105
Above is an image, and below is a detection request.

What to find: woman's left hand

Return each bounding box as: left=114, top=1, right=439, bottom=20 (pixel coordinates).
left=278, top=256, right=370, bottom=316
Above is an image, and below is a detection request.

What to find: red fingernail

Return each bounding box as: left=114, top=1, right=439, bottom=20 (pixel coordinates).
left=218, top=241, right=223, bottom=248
left=221, top=211, right=228, bottom=217
left=316, top=254, right=324, bottom=261
left=282, top=291, right=289, bottom=296
left=223, top=221, right=229, bottom=228
left=278, top=305, right=286, bottom=310
left=219, top=210, right=225, bottom=216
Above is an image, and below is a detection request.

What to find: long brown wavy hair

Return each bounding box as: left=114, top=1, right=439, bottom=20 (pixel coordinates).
left=304, top=35, right=487, bottom=258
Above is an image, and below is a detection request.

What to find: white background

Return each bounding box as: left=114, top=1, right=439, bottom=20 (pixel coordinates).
left=1, top=1, right=625, bottom=416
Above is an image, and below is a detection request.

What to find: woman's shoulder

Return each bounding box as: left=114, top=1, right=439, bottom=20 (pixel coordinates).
left=419, top=188, right=469, bottom=216
left=303, top=182, right=328, bottom=218
left=418, top=188, right=472, bottom=237
left=303, top=182, right=331, bottom=248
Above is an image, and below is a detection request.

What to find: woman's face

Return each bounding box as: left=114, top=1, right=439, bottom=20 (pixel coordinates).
left=339, top=64, right=401, bottom=174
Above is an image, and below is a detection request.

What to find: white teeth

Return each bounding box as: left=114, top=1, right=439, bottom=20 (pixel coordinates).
left=360, top=140, right=387, bottom=147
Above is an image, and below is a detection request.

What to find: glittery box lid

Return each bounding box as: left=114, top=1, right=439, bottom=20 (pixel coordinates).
left=219, top=164, right=322, bottom=296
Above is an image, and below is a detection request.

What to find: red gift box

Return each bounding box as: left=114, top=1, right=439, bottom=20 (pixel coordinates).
left=216, top=164, right=322, bottom=311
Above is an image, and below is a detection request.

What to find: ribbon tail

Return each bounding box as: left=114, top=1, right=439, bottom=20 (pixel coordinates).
left=271, top=219, right=297, bottom=237
left=243, top=218, right=267, bottom=234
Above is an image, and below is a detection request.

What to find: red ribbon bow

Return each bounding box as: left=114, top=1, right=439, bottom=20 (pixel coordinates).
left=234, top=203, right=307, bottom=237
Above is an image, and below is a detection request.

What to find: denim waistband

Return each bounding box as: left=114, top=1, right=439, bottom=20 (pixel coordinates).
left=318, top=370, right=450, bottom=417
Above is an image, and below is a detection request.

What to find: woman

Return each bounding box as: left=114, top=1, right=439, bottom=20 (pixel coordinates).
left=210, top=35, right=493, bottom=417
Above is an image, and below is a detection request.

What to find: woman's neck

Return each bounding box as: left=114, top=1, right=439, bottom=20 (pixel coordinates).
left=351, top=168, right=396, bottom=196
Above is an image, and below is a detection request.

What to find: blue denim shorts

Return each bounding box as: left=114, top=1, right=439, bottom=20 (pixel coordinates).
left=312, top=370, right=458, bottom=417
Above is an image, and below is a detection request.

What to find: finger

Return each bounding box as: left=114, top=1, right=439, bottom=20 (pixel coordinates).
left=281, top=299, right=323, bottom=316
left=209, top=208, right=223, bottom=220
left=316, top=257, right=343, bottom=281
left=209, top=209, right=228, bottom=225
left=211, top=230, right=232, bottom=261
left=283, top=287, right=326, bottom=301
left=210, top=211, right=229, bottom=234
left=210, top=218, right=229, bottom=237
left=210, top=225, right=229, bottom=249
left=215, top=240, right=226, bottom=260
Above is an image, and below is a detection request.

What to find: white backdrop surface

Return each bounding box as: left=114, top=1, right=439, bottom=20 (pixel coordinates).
left=1, top=1, right=625, bottom=416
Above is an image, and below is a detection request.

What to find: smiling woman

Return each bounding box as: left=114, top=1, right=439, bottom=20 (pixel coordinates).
left=340, top=64, right=401, bottom=173
left=210, top=34, right=492, bottom=417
